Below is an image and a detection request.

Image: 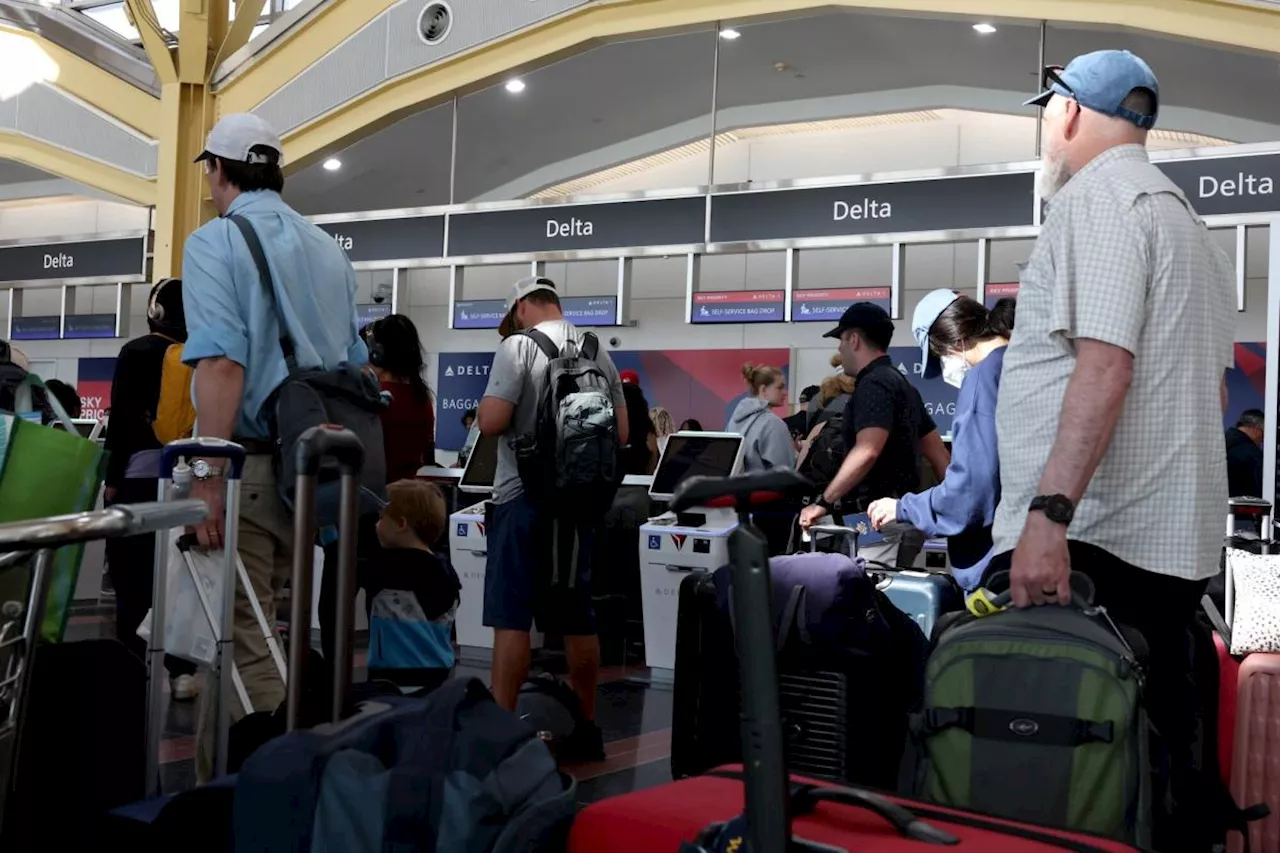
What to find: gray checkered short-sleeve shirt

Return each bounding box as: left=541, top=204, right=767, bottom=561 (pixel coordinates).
left=992, top=145, right=1235, bottom=580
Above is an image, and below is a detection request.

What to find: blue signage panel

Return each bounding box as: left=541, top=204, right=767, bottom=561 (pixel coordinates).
left=63, top=313, right=118, bottom=339
left=436, top=352, right=496, bottom=450
left=887, top=345, right=958, bottom=436
left=356, top=303, right=392, bottom=328
left=453, top=300, right=507, bottom=330
left=691, top=291, right=786, bottom=324
left=561, top=295, right=618, bottom=326
left=11, top=316, right=61, bottom=340
left=792, top=287, right=891, bottom=322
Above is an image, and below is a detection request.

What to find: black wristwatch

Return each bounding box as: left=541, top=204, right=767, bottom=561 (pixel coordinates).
left=1030, top=494, right=1075, bottom=526
left=816, top=494, right=836, bottom=512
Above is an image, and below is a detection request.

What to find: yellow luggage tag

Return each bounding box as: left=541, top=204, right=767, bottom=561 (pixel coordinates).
left=965, top=587, right=1011, bottom=618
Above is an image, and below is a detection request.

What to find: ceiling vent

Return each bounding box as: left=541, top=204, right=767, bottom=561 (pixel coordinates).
left=417, top=1, right=453, bottom=46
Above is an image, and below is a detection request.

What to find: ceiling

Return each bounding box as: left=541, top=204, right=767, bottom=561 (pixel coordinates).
left=4, top=7, right=1280, bottom=217
left=282, top=8, right=1280, bottom=215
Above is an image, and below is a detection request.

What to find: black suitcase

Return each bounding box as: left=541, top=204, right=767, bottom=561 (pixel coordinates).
left=670, top=551, right=927, bottom=788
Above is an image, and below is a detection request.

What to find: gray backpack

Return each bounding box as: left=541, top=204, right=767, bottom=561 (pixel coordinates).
left=516, top=329, right=619, bottom=517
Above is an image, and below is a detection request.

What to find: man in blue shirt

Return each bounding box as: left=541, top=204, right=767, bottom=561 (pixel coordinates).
left=181, top=112, right=367, bottom=781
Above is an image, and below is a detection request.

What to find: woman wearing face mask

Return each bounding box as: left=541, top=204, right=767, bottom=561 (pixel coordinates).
left=867, top=291, right=1015, bottom=591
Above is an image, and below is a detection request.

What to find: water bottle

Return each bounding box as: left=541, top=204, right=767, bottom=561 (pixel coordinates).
left=172, top=461, right=192, bottom=500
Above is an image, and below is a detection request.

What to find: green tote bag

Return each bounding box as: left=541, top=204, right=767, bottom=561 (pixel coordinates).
left=0, top=375, right=108, bottom=642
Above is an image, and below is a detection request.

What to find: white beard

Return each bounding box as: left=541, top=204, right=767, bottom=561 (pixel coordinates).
left=1038, top=151, right=1072, bottom=200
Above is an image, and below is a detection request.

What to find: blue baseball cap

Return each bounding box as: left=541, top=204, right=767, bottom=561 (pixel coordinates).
left=912, top=289, right=962, bottom=380
left=1025, top=50, right=1159, bottom=129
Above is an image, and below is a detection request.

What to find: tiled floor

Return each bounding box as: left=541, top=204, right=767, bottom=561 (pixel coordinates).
left=64, top=606, right=673, bottom=806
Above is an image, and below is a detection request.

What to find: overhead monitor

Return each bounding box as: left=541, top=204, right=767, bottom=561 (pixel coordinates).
left=649, top=431, right=746, bottom=503
left=458, top=432, right=501, bottom=494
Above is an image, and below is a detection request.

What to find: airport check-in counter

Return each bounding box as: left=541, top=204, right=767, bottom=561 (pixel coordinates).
left=637, top=432, right=746, bottom=676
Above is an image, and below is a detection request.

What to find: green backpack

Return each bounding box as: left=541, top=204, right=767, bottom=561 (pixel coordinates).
left=912, top=572, right=1151, bottom=847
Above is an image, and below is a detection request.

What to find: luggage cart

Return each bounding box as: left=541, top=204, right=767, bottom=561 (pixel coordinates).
left=145, top=439, right=248, bottom=792
left=0, top=499, right=206, bottom=839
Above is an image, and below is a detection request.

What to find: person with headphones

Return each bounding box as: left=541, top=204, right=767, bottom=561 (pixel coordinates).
left=362, top=314, right=437, bottom=480
left=102, top=278, right=200, bottom=700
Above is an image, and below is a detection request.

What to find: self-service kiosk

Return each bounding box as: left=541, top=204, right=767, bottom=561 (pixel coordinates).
left=638, top=432, right=746, bottom=675
left=447, top=434, right=542, bottom=660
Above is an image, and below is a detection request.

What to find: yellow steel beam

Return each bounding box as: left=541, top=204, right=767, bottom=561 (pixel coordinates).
left=149, top=0, right=229, bottom=278
left=0, top=24, right=160, bottom=138
left=124, top=0, right=177, bottom=85
left=212, top=0, right=267, bottom=79
left=274, top=0, right=1280, bottom=169
left=215, top=0, right=400, bottom=115
left=0, top=134, right=155, bottom=206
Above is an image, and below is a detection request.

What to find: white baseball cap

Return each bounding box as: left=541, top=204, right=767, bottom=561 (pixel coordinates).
left=194, top=113, right=284, bottom=166
left=505, top=276, right=557, bottom=313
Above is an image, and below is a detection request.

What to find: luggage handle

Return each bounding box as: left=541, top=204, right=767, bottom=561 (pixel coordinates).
left=158, top=438, right=247, bottom=480
left=702, top=769, right=959, bottom=846
left=294, top=423, right=365, bottom=477
left=286, top=426, right=366, bottom=734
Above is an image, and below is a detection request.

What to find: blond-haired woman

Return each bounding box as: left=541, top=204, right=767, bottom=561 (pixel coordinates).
left=726, top=363, right=796, bottom=553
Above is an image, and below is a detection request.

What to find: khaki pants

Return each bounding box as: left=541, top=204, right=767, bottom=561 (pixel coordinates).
left=196, top=454, right=293, bottom=783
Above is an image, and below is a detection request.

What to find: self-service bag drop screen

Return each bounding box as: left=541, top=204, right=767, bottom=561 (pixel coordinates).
left=448, top=432, right=543, bottom=654
left=459, top=433, right=501, bottom=493
left=649, top=433, right=746, bottom=502
left=640, top=432, right=746, bottom=674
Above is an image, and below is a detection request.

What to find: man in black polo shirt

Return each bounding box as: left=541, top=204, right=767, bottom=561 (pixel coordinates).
left=799, top=302, right=949, bottom=566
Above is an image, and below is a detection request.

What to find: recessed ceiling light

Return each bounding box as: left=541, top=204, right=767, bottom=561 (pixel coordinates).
left=505, top=78, right=526, bottom=94
left=973, top=22, right=997, bottom=34
left=322, top=158, right=342, bottom=172
left=720, top=28, right=741, bottom=40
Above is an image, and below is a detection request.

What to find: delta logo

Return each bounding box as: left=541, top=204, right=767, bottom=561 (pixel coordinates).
left=476, top=522, right=486, bottom=537
left=670, top=534, right=688, bottom=551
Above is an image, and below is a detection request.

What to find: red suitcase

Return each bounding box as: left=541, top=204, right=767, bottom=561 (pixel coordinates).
left=569, top=767, right=1140, bottom=852
left=1228, top=653, right=1280, bottom=853
left=1216, top=631, right=1240, bottom=787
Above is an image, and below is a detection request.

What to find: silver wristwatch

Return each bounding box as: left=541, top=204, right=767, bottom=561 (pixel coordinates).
left=190, top=459, right=225, bottom=481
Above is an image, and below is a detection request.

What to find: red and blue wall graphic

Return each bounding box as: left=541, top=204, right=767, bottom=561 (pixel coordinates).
left=1226, top=342, right=1265, bottom=428
left=76, top=358, right=116, bottom=421
left=436, top=348, right=790, bottom=450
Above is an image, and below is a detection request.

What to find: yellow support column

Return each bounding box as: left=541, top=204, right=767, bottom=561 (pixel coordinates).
left=135, top=0, right=264, bottom=279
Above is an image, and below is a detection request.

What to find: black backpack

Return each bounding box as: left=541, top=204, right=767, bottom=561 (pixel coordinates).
left=515, top=329, right=620, bottom=516
left=798, top=413, right=847, bottom=492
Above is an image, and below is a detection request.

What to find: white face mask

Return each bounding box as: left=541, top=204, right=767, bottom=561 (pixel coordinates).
left=941, top=354, right=970, bottom=390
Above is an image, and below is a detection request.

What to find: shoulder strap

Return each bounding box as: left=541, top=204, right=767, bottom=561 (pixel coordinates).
left=580, top=331, right=599, bottom=361
left=520, top=328, right=559, bottom=361
left=226, top=214, right=295, bottom=362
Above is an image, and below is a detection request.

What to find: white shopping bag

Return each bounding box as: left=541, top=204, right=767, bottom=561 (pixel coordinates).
left=137, top=529, right=231, bottom=665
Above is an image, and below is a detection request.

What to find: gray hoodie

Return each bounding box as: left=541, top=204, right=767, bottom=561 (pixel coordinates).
left=727, top=397, right=798, bottom=472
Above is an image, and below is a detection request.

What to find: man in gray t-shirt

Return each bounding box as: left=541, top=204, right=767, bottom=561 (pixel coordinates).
left=476, top=277, right=628, bottom=761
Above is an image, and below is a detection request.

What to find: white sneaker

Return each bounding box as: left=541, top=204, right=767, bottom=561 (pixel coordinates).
left=170, top=674, right=198, bottom=702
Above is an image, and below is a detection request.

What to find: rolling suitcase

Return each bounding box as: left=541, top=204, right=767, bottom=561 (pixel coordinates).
left=0, top=499, right=207, bottom=849
left=1215, top=499, right=1280, bottom=853
left=570, top=469, right=1143, bottom=853
left=670, top=550, right=926, bottom=787
left=805, top=522, right=963, bottom=639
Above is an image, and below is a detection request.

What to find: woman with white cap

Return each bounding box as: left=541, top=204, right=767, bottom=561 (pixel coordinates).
left=867, top=290, right=1015, bottom=591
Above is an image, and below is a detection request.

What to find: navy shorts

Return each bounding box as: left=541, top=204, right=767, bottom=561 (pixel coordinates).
left=483, top=493, right=597, bottom=636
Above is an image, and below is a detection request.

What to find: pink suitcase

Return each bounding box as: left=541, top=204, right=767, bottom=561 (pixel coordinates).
left=1229, top=654, right=1280, bottom=853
